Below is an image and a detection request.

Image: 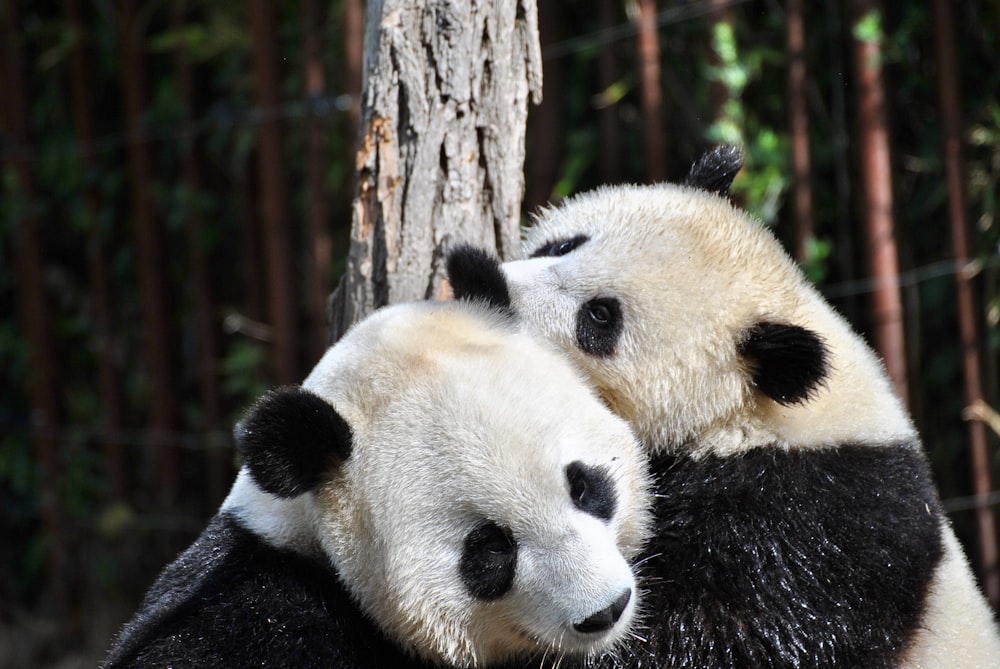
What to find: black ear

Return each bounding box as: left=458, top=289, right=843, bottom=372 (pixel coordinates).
left=737, top=322, right=829, bottom=406
left=235, top=386, right=353, bottom=497
left=684, top=145, right=743, bottom=198
left=446, top=245, right=512, bottom=312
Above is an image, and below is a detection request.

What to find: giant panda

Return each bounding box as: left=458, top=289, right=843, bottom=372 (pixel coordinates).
left=447, top=146, right=1000, bottom=668
left=102, top=299, right=652, bottom=668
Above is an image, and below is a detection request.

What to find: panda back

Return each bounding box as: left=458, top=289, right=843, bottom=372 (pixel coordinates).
left=102, top=513, right=423, bottom=669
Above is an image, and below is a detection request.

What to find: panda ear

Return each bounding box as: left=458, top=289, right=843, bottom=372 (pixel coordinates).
left=737, top=322, right=829, bottom=406
left=235, top=386, right=353, bottom=497
left=684, top=145, right=743, bottom=198
left=446, top=245, right=512, bottom=313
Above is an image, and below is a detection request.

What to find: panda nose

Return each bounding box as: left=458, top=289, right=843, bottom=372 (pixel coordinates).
left=573, top=589, right=632, bottom=634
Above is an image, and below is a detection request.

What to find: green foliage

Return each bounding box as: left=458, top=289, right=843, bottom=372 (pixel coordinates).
left=221, top=338, right=269, bottom=412
left=3, top=0, right=1000, bottom=655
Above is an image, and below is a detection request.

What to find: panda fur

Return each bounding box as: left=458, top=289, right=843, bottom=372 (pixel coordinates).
left=447, top=146, right=1000, bottom=668
left=103, top=300, right=652, bottom=668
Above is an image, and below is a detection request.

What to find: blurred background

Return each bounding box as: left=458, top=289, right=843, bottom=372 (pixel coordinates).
left=1, top=0, right=999, bottom=666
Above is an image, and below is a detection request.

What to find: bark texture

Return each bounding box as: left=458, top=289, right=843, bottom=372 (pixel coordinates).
left=328, top=0, right=542, bottom=341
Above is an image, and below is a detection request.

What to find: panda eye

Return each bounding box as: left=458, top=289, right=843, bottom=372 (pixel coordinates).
left=576, top=297, right=623, bottom=357
left=566, top=462, right=617, bottom=521
left=588, top=303, right=611, bottom=325
left=460, top=521, right=518, bottom=601
left=530, top=235, right=588, bottom=258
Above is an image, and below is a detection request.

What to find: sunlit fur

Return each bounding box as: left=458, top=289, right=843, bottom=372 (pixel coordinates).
left=500, top=181, right=1000, bottom=667
left=225, top=301, right=652, bottom=667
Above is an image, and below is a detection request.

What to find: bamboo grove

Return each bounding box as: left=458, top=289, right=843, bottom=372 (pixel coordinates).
left=1, top=0, right=999, bottom=665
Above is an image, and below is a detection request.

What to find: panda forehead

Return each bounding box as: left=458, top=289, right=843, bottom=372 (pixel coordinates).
left=529, top=183, right=731, bottom=236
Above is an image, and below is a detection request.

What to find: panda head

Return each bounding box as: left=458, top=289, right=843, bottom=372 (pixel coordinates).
left=228, top=301, right=651, bottom=667
left=449, top=146, right=914, bottom=455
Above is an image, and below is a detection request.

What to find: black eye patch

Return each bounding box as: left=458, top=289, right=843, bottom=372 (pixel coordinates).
left=460, top=521, right=517, bottom=600
left=566, top=461, right=617, bottom=521
left=576, top=297, right=623, bottom=357
left=530, top=234, right=589, bottom=258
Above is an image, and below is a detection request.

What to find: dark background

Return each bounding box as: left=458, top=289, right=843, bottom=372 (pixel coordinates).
left=2, top=1, right=998, bottom=666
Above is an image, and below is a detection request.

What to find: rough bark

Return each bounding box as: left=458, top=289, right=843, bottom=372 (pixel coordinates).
left=249, top=0, right=298, bottom=384
left=636, top=0, right=667, bottom=182
left=849, top=0, right=909, bottom=405
left=119, top=0, right=181, bottom=505
left=2, top=1, right=69, bottom=612
left=69, top=0, right=128, bottom=500
left=304, top=0, right=333, bottom=361
left=932, top=0, right=999, bottom=607
left=328, top=0, right=543, bottom=342
left=787, top=0, right=815, bottom=264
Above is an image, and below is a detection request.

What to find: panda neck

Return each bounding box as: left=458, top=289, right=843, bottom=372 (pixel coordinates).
left=221, top=468, right=325, bottom=557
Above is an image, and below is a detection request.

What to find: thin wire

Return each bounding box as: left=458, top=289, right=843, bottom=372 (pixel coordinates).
left=820, top=255, right=1000, bottom=300
left=0, top=92, right=354, bottom=162
left=542, top=0, right=753, bottom=60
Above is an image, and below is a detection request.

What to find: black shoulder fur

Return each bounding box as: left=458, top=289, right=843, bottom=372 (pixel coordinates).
left=575, top=443, right=943, bottom=669
left=102, top=513, right=428, bottom=668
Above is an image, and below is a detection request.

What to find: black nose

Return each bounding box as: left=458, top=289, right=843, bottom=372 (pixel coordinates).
left=573, top=589, right=632, bottom=634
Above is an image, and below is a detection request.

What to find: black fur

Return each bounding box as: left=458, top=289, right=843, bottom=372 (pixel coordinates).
left=446, top=245, right=512, bottom=312
left=460, top=521, right=518, bottom=600
left=530, top=234, right=589, bottom=258
left=103, top=513, right=428, bottom=668
left=684, top=145, right=744, bottom=197
left=739, top=321, right=830, bottom=405
left=236, top=386, right=353, bottom=498
left=581, top=443, right=943, bottom=669
left=576, top=297, right=623, bottom=357
left=566, top=462, right=617, bottom=521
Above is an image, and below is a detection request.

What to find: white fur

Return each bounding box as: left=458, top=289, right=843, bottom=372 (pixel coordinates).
left=504, top=184, right=914, bottom=455
left=502, top=181, right=1000, bottom=665
left=226, top=301, right=651, bottom=667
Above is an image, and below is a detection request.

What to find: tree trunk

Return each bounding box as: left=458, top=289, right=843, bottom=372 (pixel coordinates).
left=597, top=0, right=623, bottom=184
left=68, top=0, right=128, bottom=501
left=343, top=0, right=365, bottom=143
left=848, top=0, right=909, bottom=406
left=173, top=1, right=228, bottom=509
left=707, top=0, right=733, bottom=127
left=787, top=0, right=815, bottom=264
left=635, top=0, right=667, bottom=182
left=118, top=0, right=181, bottom=506
left=303, top=0, right=333, bottom=361
left=328, top=0, right=543, bottom=342
left=249, top=0, right=299, bottom=384
left=1, top=2, right=69, bottom=613
left=932, top=0, right=999, bottom=608
left=826, top=0, right=857, bottom=321
left=524, top=0, right=563, bottom=213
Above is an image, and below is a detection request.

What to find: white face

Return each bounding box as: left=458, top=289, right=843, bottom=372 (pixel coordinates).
left=302, top=303, right=651, bottom=667
left=500, top=183, right=914, bottom=453
left=501, top=184, right=777, bottom=451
